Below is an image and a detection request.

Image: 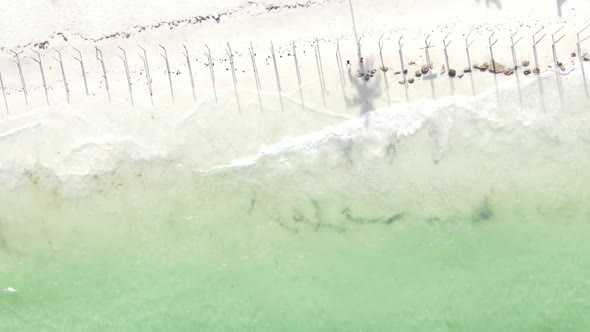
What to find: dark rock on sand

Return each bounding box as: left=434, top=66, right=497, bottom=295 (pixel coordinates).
left=448, top=69, right=456, bottom=77
left=421, top=64, right=429, bottom=74
left=415, top=70, right=422, bottom=78
left=403, top=69, right=408, bottom=74
left=380, top=66, right=389, bottom=72
left=475, top=63, right=490, bottom=71
left=394, top=71, right=401, bottom=75
left=524, top=69, right=532, bottom=75
left=488, top=61, right=505, bottom=74
left=504, top=68, right=514, bottom=76
left=533, top=68, right=541, bottom=75
left=408, top=78, right=415, bottom=84
left=464, top=67, right=472, bottom=73
left=522, top=60, right=530, bottom=67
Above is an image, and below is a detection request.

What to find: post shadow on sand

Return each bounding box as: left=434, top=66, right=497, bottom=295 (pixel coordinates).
left=422, top=72, right=437, bottom=100
left=378, top=36, right=392, bottom=106
left=476, top=0, right=502, bottom=10
left=335, top=40, right=348, bottom=112
left=533, top=27, right=548, bottom=112
left=421, top=35, right=436, bottom=99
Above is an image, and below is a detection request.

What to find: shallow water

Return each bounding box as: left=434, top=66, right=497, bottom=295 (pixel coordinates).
left=1, top=70, right=590, bottom=331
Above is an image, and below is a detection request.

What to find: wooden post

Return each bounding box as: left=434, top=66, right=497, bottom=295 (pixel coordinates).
left=248, top=42, right=263, bottom=111
left=316, top=39, right=326, bottom=96
left=420, top=35, right=435, bottom=99
left=0, top=72, right=8, bottom=114
left=552, top=26, right=566, bottom=110
left=357, top=37, right=363, bottom=66
left=10, top=50, right=28, bottom=106
left=30, top=51, right=49, bottom=106
left=270, top=41, right=284, bottom=112
left=316, top=39, right=327, bottom=105
left=226, top=43, right=241, bottom=113
left=576, top=24, right=590, bottom=98
left=249, top=42, right=262, bottom=90
left=489, top=32, right=498, bottom=73
left=204, top=44, right=218, bottom=103
left=510, top=30, right=524, bottom=110
left=159, top=44, right=175, bottom=101
left=465, top=28, right=476, bottom=98
left=293, top=41, right=305, bottom=110
left=443, top=33, right=454, bottom=92
left=117, top=46, right=134, bottom=107
left=336, top=40, right=348, bottom=111
left=422, top=34, right=433, bottom=70
left=398, top=36, right=409, bottom=102
left=533, top=27, right=547, bottom=112
left=532, top=26, right=546, bottom=72
left=398, top=36, right=406, bottom=85
left=378, top=35, right=391, bottom=106
left=183, top=44, right=196, bottom=102
left=510, top=30, right=523, bottom=70
left=95, top=47, right=111, bottom=103
left=53, top=49, right=70, bottom=104
left=314, top=42, right=327, bottom=109
left=488, top=32, right=500, bottom=106
left=377, top=35, right=386, bottom=69
left=138, top=45, right=154, bottom=105
left=347, top=0, right=361, bottom=61
left=465, top=29, right=474, bottom=71
left=73, top=48, right=89, bottom=96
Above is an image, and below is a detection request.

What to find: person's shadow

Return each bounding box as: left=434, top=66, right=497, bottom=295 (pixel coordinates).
left=476, top=0, right=502, bottom=9
left=557, top=0, right=567, bottom=17
left=345, top=58, right=382, bottom=116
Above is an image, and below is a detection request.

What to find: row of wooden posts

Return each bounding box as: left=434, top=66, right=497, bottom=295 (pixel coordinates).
left=0, top=24, right=589, bottom=114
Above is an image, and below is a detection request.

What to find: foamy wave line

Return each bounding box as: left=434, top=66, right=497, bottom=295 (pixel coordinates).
left=206, top=95, right=475, bottom=171
left=204, top=65, right=590, bottom=172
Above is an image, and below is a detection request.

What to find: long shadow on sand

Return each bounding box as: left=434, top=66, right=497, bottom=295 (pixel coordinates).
left=345, top=58, right=383, bottom=116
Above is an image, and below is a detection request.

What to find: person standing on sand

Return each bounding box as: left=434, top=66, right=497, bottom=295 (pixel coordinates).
left=557, top=0, right=567, bottom=17
left=487, top=0, right=502, bottom=9
left=476, top=0, right=502, bottom=10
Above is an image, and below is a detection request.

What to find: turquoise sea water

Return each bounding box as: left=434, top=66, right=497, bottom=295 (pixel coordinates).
left=1, top=71, right=590, bottom=331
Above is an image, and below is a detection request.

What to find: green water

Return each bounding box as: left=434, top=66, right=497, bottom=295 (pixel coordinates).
left=2, top=80, right=590, bottom=331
